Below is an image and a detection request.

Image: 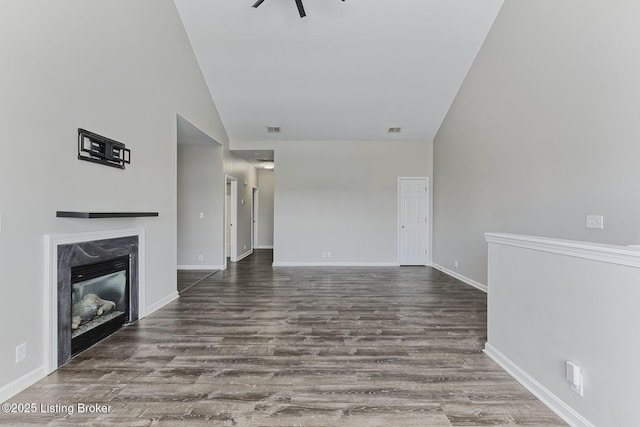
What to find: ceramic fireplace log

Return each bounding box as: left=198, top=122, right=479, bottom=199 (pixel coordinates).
left=71, top=294, right=116, bottom=329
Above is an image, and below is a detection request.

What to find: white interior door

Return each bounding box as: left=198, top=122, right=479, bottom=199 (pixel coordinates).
left=225, top=176, right=238, bottom=264
left=229, top=180, right=238, bottom=262
left=399, top=178, right=428, bottom=266
left=252, top=188, right=259, bottom=249
left=225, top=192, right=231, bottom=257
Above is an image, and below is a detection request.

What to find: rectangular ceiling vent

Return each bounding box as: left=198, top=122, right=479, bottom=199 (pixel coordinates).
left=267, top=126, right=281, bottom=133
left=388, top=127, right=401, bottom=133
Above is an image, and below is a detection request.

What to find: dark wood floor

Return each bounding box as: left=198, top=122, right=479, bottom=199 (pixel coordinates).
left=176, top=269, right=218, bottom=294
left=1, top=250, right=565, bottom=426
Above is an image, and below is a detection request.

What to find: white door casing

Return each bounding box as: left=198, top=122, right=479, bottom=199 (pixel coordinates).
left=252, top=187, right=259, bottom=249
left=225, top=193, right=231, bottom=257
left=398, top=177, right=428, bottom=266
left=225, top=176, right=238, bottom=265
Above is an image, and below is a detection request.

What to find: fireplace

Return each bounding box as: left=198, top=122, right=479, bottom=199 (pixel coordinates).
left=48, top=230, right=143, bottom=368
left=70, top=255, right=130, bottom=356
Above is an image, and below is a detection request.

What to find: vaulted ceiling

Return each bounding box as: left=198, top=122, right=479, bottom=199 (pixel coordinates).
left=174, top=0, right=504, bottom=142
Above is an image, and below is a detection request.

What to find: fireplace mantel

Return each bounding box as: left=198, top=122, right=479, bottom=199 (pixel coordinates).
left=57, top=211, right=159, bottom=218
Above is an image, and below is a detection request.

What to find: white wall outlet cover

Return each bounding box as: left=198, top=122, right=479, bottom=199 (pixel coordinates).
left=566, top=361, right=580, bottom=383
left=586, top=215, right=604, bottom=229
left=566, top=361, right=584, bottom=396
left=199, top=212, right=204, bottom=219
left=16, top=343, right=26, bottom=363
left=571, top=379, right=584, bottom=396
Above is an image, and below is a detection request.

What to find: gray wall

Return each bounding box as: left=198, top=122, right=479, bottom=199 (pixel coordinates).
left=176, top=127, right=258, bottom=269
left=433, top=0, right=640, bottom=285
left=486, top=234, right=640, bottom=427
left=177, top=141, right=225, bottom=268
left=0, top=0, right=227, bottom=393
left=257, top=169, right=275, bottom=248
left=271, top=140, right=432, bottom=264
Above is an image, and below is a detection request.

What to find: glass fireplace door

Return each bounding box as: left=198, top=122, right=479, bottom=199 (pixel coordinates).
left=70, top=256, right=130, bottom=356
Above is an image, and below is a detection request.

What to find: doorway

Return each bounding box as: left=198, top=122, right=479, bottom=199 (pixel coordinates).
left=176, top=114, right=225, bottom=270
left=398, top=177, right=429, bottom=266
left=225, top=176, right=238, bottom=267
left=252, top=187, right=259, bottom=249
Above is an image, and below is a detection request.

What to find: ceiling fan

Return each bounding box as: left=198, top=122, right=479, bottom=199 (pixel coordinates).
left=252, top=0, right=344, bottom=19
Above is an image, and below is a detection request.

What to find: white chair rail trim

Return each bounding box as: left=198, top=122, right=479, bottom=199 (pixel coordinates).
left=485, top=232, right=640, bottom=268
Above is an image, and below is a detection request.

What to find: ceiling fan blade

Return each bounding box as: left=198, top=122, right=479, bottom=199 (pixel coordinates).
left=295, top=0, right=306, bottom=17
left=252, top=0, right=341, bottom=17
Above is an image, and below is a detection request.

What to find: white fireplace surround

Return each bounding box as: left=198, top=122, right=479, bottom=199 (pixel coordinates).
left=44, top=227, right=146, bottom=374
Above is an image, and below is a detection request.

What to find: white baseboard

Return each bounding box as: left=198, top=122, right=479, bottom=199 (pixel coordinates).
left=177, top=265, right=224, bottom=270
left=142, top=291, right=179, bottom=318
left=234, top=249, right=253, bottom=262
left=272, top=262, right=399, bottom=267
left=256, top=245, right=273, bottom=249
left=432, top=263, right=487, bottom=293
left=0, top=366, right=47, bottom=404
left=484, top=343, right=594, bottom=427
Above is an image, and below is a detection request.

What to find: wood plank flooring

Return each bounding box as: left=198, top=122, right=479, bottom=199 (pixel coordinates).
left=1, top=250, right=566, bottom=426
left=177, top=270, right=218, bottom=294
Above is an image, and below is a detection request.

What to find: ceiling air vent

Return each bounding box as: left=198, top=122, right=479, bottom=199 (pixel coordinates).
left=267, top=126, right=281, bottom=133
left=388, top=127, right=402, bottom=133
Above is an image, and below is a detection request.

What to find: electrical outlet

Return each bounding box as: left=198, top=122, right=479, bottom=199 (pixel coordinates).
left=243, top=244, right=247, bottom=251
left=198, top=254, right=203, bottom=262
left=199, top=212, right=204, bottom=219
left=454, top=260, right=459, bottom=268
left=16, top=343, right=26, bottom=363
left=586, top=215, right=604, bottom=229
left=566, top=361, right=584, bottom=396
left=327, top=251, right=332, bottom=258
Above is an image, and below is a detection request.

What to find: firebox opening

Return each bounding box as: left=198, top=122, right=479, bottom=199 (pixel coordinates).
left=70, top=255, right=130, bottom=356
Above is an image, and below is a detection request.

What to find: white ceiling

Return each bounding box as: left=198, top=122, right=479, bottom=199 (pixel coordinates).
left=174, top=0, right=504, bottom=142
left=232, top=149, right=276, bottom=169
